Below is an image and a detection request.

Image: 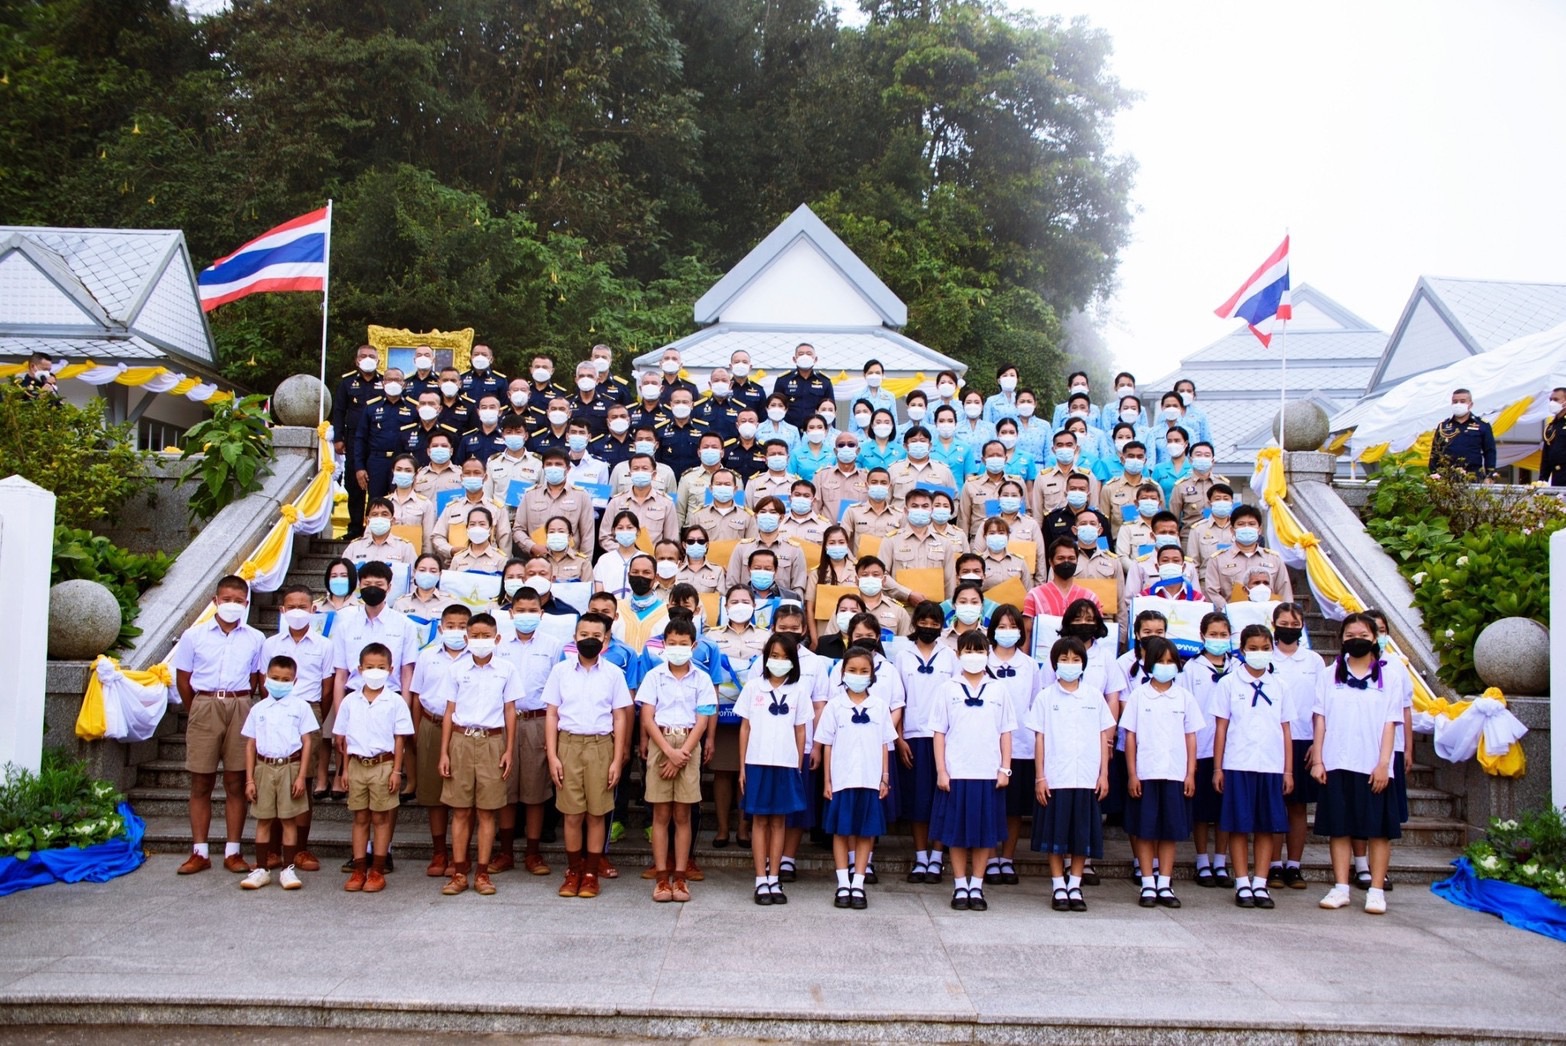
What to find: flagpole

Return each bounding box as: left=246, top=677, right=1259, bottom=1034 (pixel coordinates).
left=1278, top=227, right=1290, bottom=454
left=316, top=198, right=334, bottom=425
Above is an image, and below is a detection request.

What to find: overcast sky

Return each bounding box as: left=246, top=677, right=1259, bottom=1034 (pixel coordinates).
left=1030, top=0, right=1566, bottom=377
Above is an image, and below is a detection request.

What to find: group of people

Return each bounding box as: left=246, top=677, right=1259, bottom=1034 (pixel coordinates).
left=163, top=340, right=1418, bottom=915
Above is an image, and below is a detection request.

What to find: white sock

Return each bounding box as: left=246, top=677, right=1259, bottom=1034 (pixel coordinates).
left=193, top=843, right=209, bottom=859
left=865, top=850, right=874, bottom=867
left=1052, top=875, right=1066, bottom=890
left=1269, top=861, right=1283, bottom=872
left=986, top=858, right=1001, bottom=872
left=1141, top=875, right=1155, bottom=889
left=1354, top=855, right=1369, bottom=873
left=1195, top=853, right=1211, bottom=870
left=756, top=875, right=768, bottom=888
left=1132, top=861, right=1142, bottom=877
left=1156, top=874, right=1171, bottom=890
left=916, top=849, right=930, bottom=866
left=969, top=877, right=983, bottom=894
left=1252, top=875, right=1268, bottom=891
left=767, top=875, right=780, bottom=887
left=1151, top=859, right=1160, bottom=874
left=780, top=856, right=795, bottom=869
left=1236, top=879, right=1249, bottom=892
left=999, top=857, right=1015, bottom=870
left=1334, top=882, right=1351, bottom=892
left=224, top=842, right=241, bottom=858
left=1067, top=874, right=1082, bottom=890
left=836, top=868, right=850, bottom=889
left=1214, top=855, right=1228, bottom=869
left=847, top=849, right=856, bottom=865
left=851, top=872, right=866, bottom=890
left=929, top=851, right=944, bottom=868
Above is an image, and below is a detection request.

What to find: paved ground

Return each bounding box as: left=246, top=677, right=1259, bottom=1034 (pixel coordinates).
left=0, top=855, right=1562, bottom=1043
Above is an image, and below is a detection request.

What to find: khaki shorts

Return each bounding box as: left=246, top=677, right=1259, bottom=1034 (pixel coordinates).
left=304, top=701, right=324, bottom=752
left=441, top=731, right=506, bottom=811
left=645, top=728, right=702, bottom=805
left=252, top=758, right=308, bottom=820
left=415, top=715, right=445, bottom=807
left=557, top=732, right=615, bottom=817
left=347, top=756, right=400, bottom=812
left=185, top=695, right=252, bottom=775
left=508, top=714, right=552, bottom=806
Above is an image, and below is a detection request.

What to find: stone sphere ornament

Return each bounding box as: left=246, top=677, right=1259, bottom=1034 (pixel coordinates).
left=1473, top=617, right=1550, bottom=696
left=1271, top=401, right=1331, bottom=452
left=272, top=374, right=331, bottom=427
left=48, top=580, right=124, bottom=660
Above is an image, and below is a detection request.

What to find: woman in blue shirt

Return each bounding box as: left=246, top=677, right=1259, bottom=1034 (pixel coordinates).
left=852, top=359, right=898, bottom=431
left=1013, top=388, right=1052, bottom=462
left=755, top=392, right=799, bottom=450
left=789, top=413, right=834, bottom=479
left=929, top=403, right=970, bottom=477
left=857, top=407, right=905, bottom=472
left=983, top=361, right=1022, bottom=425
left=955, top=388, right=996, bottom=449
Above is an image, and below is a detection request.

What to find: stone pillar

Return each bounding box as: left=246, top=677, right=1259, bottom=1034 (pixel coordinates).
left=0, top=476, right=57, bottom=773
left=1282, top=451, right=1337, bottom=487
left=1551, top=531, right=1566, bottom=809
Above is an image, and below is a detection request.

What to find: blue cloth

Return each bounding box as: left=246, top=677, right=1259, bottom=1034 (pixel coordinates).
left=1433, top=857, right=1566, bottom=943
left=1219, top=769, right=1288, bottom=834
left=929, top=778, right=1007, bottom=849
left=1031, top=787, right=1104, bottom=857
left=982, top=392, right=1021, bottom=427
left=742, top=763, right=807, bottom=816
left=788, top=442, right=833, bottom=481
left=1127, top=778, right=1194, bottom=841
left=896, top=736, right=940, bottom=824
left=856, top=440, right=905, bottom=473
left=822, top=786, right=887, bottom=837
left=1003, top=758, right=1037, bottom=818
left=0, top=803, right=146, bottom=898
left=1150, top=458, right=1193, bottom=500
left=930, top=438, right=970, bottom=477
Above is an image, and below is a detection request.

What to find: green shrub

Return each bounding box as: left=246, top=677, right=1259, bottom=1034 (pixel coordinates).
left=1466, top=808, right=1566, bottom=902
left=0, top=750, right=126, bottom=860
left=0, top=385, right=148, bottom=528
left=51, top=526, right=173, bottom=649
left=179, top=393, right=275, bottom=521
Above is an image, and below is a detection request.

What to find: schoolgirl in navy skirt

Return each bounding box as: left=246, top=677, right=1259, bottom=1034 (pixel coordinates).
left=832, top=614, right=906, bottom=885
left=1271, top=601, right=1328, bottom=890
left=894, top=600, right=957, bottom=883
left=1052, top=598, right=1129, bottom=885
left=985, top=606, right=1040, bottom=886
left=736, top=633, right=812, bottom=906
left=1179, top=611, right=1235, bottom=888
left=817, top=647, right=897, bottom=909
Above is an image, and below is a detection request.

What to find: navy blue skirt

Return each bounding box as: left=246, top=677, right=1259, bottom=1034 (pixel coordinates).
left=896, top=736, right=939, bottom=824
left=784, top=756, right=816, bottom=830
left=1316, top=769, right=1403, bottom=841
left=1102, top=747, right=1129, bottom=818
left=880, top=748, right=900, bottom=827
left=1126, top=779, right=1193, bottom=842
left=742, top=763, right=807, bottom=816
left=821, top=786, right=887, bottom=838
left=1031, top=787, right=1103, bottom=857
left=1218, top=769, right=1288, bottom=835
left=929, top=778, right=1007, bottom=849
left=1192, top=756, right=1222, bottom=824
left=1288, top=739, right=1320, bottom=805
left=1003, top=759, right=1037, bottom=818
left=1391, top=750, right=1409, bottom=824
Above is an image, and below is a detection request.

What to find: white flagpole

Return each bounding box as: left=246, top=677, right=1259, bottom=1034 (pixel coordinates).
left=316, top=198, right=334, bottom=425
left=1277, top=229, right=1290, bottom=454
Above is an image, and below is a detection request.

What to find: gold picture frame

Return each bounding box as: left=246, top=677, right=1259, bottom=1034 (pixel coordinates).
left=367, top=325, right=476, bottom=375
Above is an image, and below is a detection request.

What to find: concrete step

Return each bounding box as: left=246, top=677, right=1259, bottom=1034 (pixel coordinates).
left=1407, top=786, right=1459, bottom=820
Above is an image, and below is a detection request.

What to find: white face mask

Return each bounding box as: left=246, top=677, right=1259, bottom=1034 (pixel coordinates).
left=215, top=601, right=247, bottom=624
left=418, top=405, right=440, bottom=422
left=710, top=382, right=731, bottom=398
left=907, top=405, right=927, bottom=422
left=865, top=372, right=883, bottom=388
left=662, top=358, right=682, bottom=374
left=439, top=381, right=460, bottom=398
left=728, top=602, right=754, bottom=625
left=576, top=376, right=597, bottom=394
left=1018, top=402, right=1035, bottom=418
left=357, top=357, right=376, bottom=373
left=641, top=384, right=662, bottom=402
left=768, top=406, right=787, bottom=423
left=547, top=410, right=569, bottom=427
left=1248, top=584, right=1272, bottom=603
left=592, top=356, right=611, bottom=374
left=958, top=653, right=989, bottom=675
left=795, top=354, right=816, bottom=370
left=731, top=361, right=750, bottom=378
left=383, top=382, right=404, bottom=399
left=836, top=610, right=856, bottom=633
left=608, top=418, right=630, bottom=435
left=670, top=403, right=693, bottom=420
left=414, top=356, right=433, bottom=372
left=1453, top=402, right=1471, bottom=417
left=360, top=668, right=390, bottom=689
left=281, top=608, right=312, bottom=632
left=999, top=375, right=1017, bottom=392
left=532, top=367, right=553, bottom=384
left=964, top=402, right=983, bottom=419
left=471, top=356, right=491, bottom=371
left=467, top=526, right=491, bottom=546
left=738, top=422, right=759, bottom=440
left=655, top=559, right=679, bottom=579
left=478, top=409, right=500, bottom=426
left=938, top=383, right=957, bottom=398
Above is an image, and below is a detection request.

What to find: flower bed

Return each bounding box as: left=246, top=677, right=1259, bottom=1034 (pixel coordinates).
left=0, top=752, right=145, bottom=896
left=1433, top=808, right=1566, bottom=941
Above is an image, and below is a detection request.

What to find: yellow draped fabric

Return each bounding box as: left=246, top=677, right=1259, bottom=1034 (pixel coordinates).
left=1476, top=689, right=1528, bottom=777
left=0, top=361, right=232, bottom=403
left=75, top=659, right=174, bottom=740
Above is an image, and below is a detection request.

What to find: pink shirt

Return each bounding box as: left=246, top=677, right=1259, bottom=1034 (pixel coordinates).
left=1022, top=582, right=1100, bottom=618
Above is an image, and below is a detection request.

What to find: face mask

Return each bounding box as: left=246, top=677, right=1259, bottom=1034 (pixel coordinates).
left=825, top=544, right=849, bottom=561
left=565, top=433, right=588, bottom=454
left=360, top=667, right=390, bottom=689
left=631, top=470, right=653, bottom=488
left=1210, top=500, right=1233, bottom=519
left=392, top=471, right=414, bottom=489
left=732, top=362, right=750, bottom=378
left=1166, top=443, right=1186, bottom=457
left=575, top=376, right=598, bottom=394
left=544, top=409, right=568, bottom=428
left=872, top=423, right=894, bottom=439
left=835, top=445, right=858, bottom=464
left=440, top=381, right=460, bottom=398
left=1056, top=489, right=1086, bottom=512
left=867, top=484, right=890, bottom=502
left=1341, top=637, right=1378, bottom=659
left=842, top=672, right=871, bottom=693
left=964, top=402, right=983, bottom=420
left=471, top=356, right=491, bottom=371
left=737, top=423, right=758, bottom=440
left=543, top=463, right=569, bottom=485
left=700, top=448, right=723, bottom=468
left=1161, top=406, right=1182, bottom=423
left=709, top=382, right=731, bottom=399
left=282, top=608, right=312, bottom=632
left=1157, top=562, right=1184, bottom=580
left=757, top=656, right=792, bottom=680
left=576, top=637, right=604, bottom=659
left=866, top=373, right=884, bottom=388
left=1124, top=458, right=1146, bottom=475
left=1076, top=525, right=1100, bottom=544
left=787, top=496, right=812, bottom=516
left=662, top=359, right=682, bottom=375
left=854, top=412, right=872, bottom=429
left=819, top=409, right=836, bottom=425
left=526, top=576, right=552, bottom=596
left=807, top=429, right=826, bottom=445
left=641, top=385, right=663, bottom=402
left=1053, top=560, right=1077, bottom=580
left=1192, top=455, right=1213, bottom=473
left=728, top=603, right=754, bottom=624
left=795, top=354, right=816, bottom=370
left=959, top=653, right=989, bottom=675
left=994, top=628, right=1021, bottom=649
left=999, top=434, right=1018, bottom=450
left=1274, top=625, right=1303, bottom=646
left=1069, top=410, right=1089, bottom=422
left=615, top=530, right=637, bottom=547
left=664, top=644, right=693, bottom=667
left=504, top=577, right=526, bottom=596
left=1137, top=498, right=1159, bottom=518
left=858, top=575, right=883, bottom=597
left=1248, top=584, right=1272, bottom=602
left=1120, top=408, right=1140, bottom=424
left=509, top=392, right=530, bottom=409
left=1154, top=534, right=1180, bottom=548
left=954, top=603, right=983, bottom=625
left=602, top=418, right=628, bottom=438
left=907, top=508, right=931, bottom=528
left=985, top=533, right=1009, bottom=553
left=937, top=383, right=957, bottom=399
left=684, top=542, right=707, bottom=560
left=984, top=457, right=1005, bottom=475
left=905, top=440, right=931, bottom=461
left=415, top=570, right=440, bottom=590
left=415, top=402, right=438, bottom=422
left=628, top=575, right=654, bottom=597
left=430, top=447, right=452, bottom=465
left=907, top=405, right=927, bottom=422
left=1204, top=637, right=1230, bottom=657
left=756, top=513, right=780, bottom=533
left=998, top=375, right=1018, bottom=392
left=936, top=422, right=957, bottom=439
left=367, top=517, right=392, bottom=537
left=592, top=356, right=611, bottom=375
left=1018, top=402, right=1036, bottom=418
left=530, top=367, right=553, bottom=385
left=328, top=577, right=351, bottom=597
left=1235, top=526, right=1259, bottom=545
left=1055, top=662, right=1084, bottom=683
left=357, top=357, right=376, bottom=373
left=504, top=435, right=527, bottom=452
left=913, top=626, right=943, bottom=645
left=1150, top=662, right=1178, bottom=684
left=468, top=637, right=496, bottom=658
left=834, top=609, right=857, bottom=633
left=467, top=526, right=491, bottom=546
left=1243, top=650, right=1272, bottom=672
left=633, top=439, right=657, bottom=457
left=1453, top=403, right=1471, bottom=417
left=1377, top=635, right=1391, bottom=652
left=932, top=506, right=952, bottom=524
left=412, top=355, right=433, bottom=373
left=383, top=382, right=405, bottom=400
left=478, top=409, right=500, bottom=426
left=671, top=403, right=693, bottom=420
left=1001, top=494, right=1026, bottom=514
left=441, top=629, right=467, bottom=650
left=215, top=601, right=247, bottom=624
left=655, top=559, right=679, bottom=580
left=768, top=406, right=787, bottom=423
left=257, top=678, right=292, bottom=701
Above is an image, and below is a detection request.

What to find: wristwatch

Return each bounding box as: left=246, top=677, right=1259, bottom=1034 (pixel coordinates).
left=998, top=767, right=1013, bottom=777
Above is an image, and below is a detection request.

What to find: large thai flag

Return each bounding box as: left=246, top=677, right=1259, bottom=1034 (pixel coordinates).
left=1214, top=236, right=1292, bottom=347
left=197, top=207, right=329, bottom=311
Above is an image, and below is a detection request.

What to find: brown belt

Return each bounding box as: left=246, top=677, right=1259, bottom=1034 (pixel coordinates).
left=258, top=753, right=302, bottom=766
left=195, top=690, right=249, bottom=700
left=518, top=709, right=547, bottom=721
left=458, top=725, right=504, bottom=737
left=353, top=752, right=394, bottom=766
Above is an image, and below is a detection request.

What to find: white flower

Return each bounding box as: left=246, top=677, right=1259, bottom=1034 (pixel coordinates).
left=1523, top=862, right=1541, bottom=877
left=1439, top=577, right=1450, bottom=586
left=1445, top=629, right=1456, bottom=639
left=1499, top=819, right=1519, bottom=831
left=1412, top=571, right=1428, bottom=585
left=1480, top=855, right=1502, bottom=872
left=1456, top=555, right=1469, bottom=567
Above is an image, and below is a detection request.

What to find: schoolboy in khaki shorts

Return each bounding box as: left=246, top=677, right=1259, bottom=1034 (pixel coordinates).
left=637, top=618, right=713, bottom=902
left=495, top=588, right=566, bottom=876
left=333, top=642, right=414, bottom=893
left=240, top=655, right=316, bottom=891
left=409, top=603, right=473, bottom=877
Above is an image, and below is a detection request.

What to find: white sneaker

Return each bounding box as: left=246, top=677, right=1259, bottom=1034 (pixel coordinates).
left=1364, top=888, right=1387, bottom=914
left=1318, top=885, right=1351, bottom=909
left=278, top=865, right=303, bottom=891
left=240, top=867, right=271, bottom=890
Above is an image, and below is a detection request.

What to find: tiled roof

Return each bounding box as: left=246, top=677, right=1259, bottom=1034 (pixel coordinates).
left=634, top=325, right=964, bottom=376
left=1423, top=277, right=1566, bottom=353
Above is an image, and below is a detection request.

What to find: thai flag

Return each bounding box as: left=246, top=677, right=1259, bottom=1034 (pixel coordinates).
left=1214, top=236, right=1292, bottom=347
left=197, top=207, right=329, bottom=311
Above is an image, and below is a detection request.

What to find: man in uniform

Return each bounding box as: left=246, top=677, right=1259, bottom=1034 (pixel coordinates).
left=694, top=367, right=741, bottom=439
left=888, top=425, right=958, bottom=505
left=601, top=454, right=679, bottom=552
left=484, top=417, right=542, bottom=504
left=410, top=389, right=459, bottom=467
left=879, top=487, right=957, bottom=606
left=1041, top=473, right=1100, bottom=548
left=16, top=351, right=59, bottom=399
left=516, top=447, right=596, bottom=559
left=528, top=396, right=574, bottom=458
left=592, top=404, right=635, bottom=472
left=455, top=394, right=506, bottom=467
left=628, top=370, right=668, bottom=434
left=723, top=408, right=768, bottom=483
left=816, top=431, right=868, bottom=522
left=1430, top=388, right=1497, bottom=479
left=658, top=388, right=709, bottom=479
left=590, top=343, right=635, bottom=406
left=459, top=345, right=508, bottom=409
left=568, top=360, right=615, bottom=436
left=1033, top=430, right=1101, bottom=519
left=1203, top=504, right=1292, bottom=611
left=354, top=367, right=419, bottom=500
left=1185, top=482, right=1236, bottom=573
left=774, top=342, right=835, bottom=429
left=1542, top=387, right=1566, bottom=486
left=404, top=346, right=440, bottom=401
left=727, top=350, right=767, bottom=416
left=1099, top=439, right=1150, bottom=542
left=743, top=439, right=795, bottom=505
left=674, top=431, right=729, bottom=525
left=332, top=344, right=383, bottom=538
left=523, top=354, right=569, bottom=417
left=656, top=348, right=699, bottom=405
left=434, top=366, right=471, bottom=432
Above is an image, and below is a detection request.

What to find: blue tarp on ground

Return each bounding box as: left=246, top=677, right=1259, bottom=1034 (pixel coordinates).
left=0, top=803, right=145, bottom=898
left=1432, top=856, right=1566, bottom=942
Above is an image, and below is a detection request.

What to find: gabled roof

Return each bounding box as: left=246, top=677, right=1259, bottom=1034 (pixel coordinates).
left=633, top=324, right=965, bottom=380
left=0, top=226, right=218, bottom=372
left=692, top=204, right=908, bottom=328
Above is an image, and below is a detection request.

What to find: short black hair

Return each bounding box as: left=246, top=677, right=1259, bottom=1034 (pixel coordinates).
left=266, top=655, right=297, bottom=675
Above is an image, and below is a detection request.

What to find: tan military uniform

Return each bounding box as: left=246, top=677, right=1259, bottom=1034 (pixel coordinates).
left=1169, top=473, right=1231, bottom=531
left=888, top=459, right=958, bottom=505
left=414, top=463, right=462, bottom=501
left=1203, top=545, right=1292, bottom=610
left=815, top=466, right=868, bottom=523
left=515, top=484, right=595, bottom=558
left=387, top=491, right=435, bottom=552
left=974, top=513, right=1044, bottom=550
left=726, top=537, right=807, bottom=594
left=1185, top=518, right=1235, bottom=572
left=546, top=549, right=592, bottom=583
left=979, top=550, right=1036, bottom=593
left=483, top=451, right=542, bottom=504
left=930, top=523, right=970, bottom=554
left=343, top=534, right=418, bottom=568
left=861, top=596, right=912, bottom=637
left=688, top=503, right=756, bottom=544
left=1032, top=465, right=1099, bottom=519
left=1114, top=519, right=1154, bottom=573
left=675, top=560, right=726, bottom=594
left=744, top=470, right=797, bottom=508
left=608, top=460, right=677, bottom=497
left=957, top=474, right=1006, bottom=535
left=675, top=467, right=724, bottom=527
left=1098, top=474, right=1142, bottom=540
left=843, top=502, right=904, bottom=547
left=434, top=494, right=511, bottom=562
left=778, top=512, right=832, bottom=547
left=806, top=561, right=859, bottom=618
left=878, top=529, right=958, bottom=604
left=449, top=544, right=508, bottom=573
left=601, top=489, right=678, bottom=553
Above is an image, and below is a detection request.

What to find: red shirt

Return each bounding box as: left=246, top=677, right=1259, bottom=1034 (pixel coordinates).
left=1022, top=582, right=1100, bottom=618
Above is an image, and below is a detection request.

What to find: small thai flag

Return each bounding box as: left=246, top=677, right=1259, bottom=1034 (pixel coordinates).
left=198, top=207, right=329, bottom=311
left=1214, top=236, right=1291, bottom=347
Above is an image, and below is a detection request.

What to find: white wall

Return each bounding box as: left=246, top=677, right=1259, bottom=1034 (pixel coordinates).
left=719, top=238, right=885, bottom=327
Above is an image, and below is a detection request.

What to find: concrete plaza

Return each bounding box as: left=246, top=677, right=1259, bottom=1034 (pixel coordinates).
left=0, top=854, right=1562, bottom=1043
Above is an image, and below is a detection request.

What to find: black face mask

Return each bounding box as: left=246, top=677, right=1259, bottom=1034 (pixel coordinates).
left=913, top=626, right=943, bottom=645
left=1053, top=561, right=1077, bottom=580
left=1274, top=625, right=1303, bottom=646
left=1341, top=637, right=1378, bottom=659
left=1064, top=623, right=1099, bottom=641
left=359, top=586, right=387, bottom=607
left=628, top=575, right=654, bottom=597
left=576, top=637, right=604, bottom=659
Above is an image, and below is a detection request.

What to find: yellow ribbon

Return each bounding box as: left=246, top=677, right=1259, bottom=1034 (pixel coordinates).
left=75, top=657, right=175, bottom=740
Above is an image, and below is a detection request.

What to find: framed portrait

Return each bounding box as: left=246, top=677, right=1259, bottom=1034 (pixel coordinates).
left=366, top=325, right=476, bottom=375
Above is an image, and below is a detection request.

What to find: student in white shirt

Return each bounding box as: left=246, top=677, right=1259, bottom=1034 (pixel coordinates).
left=771, top=605, right=831, bottom=884
left=408, top=604, right=472, bottom=879
left=639, top=618, right=714, bottom=903
left=238, top=655, right=316, bottom=892
left=1311, top=613, right=1404, bottom=915
left=985, top=606, right=1041, bottom=887
left=261, top=583, right=332, bottom=868
left=1121, top=636, right=1204, bottom=910
left=826, top=614, right=907, bottom=885
left=1181, top=611, right=1234, bottom=889
left=1269, top=601, right=1327, bottom=890
left=1356, top=607, right=1416, bottom=892
left=818, top=647, right=896, bottom=910
left=332, top=641, right=415, bottom=894
left=736, top=633, right=812, bottom=906
left=1212, top=625, right=1293, bottom=912
left=895, top=601, right=959, bottom=884
left=495, top=588, right=567, bottom=877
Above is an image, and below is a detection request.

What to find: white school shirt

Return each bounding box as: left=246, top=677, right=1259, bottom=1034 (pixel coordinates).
left=171, top=617, right=264, bottom=692
left=335, top=688, right=415, bottom=757
left=987, top=649, right=1042, bottom=760
left=895, top=643, right=960, bottom=739
left=240, top=695, right=317, bottom=760
left=796, top=645, right=833, bottom=752
left=639, top=661, right=717, bottom=730
left=1273, top=645, right=1328, bottom=742
left=1376, top=654, right=1415, bottom=753
left=541, top=657, right=633, bottom=735
left=1046, top=641, right=1131, bottom=750
left=1212, top=668, right=1291, bottom=774
left=816, top=690, right=897, bottom=790
left=409, top=646, right=471, bottom=718
left=261, top=629, right=333, bottom=704
left=928, top=677, right=1017, bottom=781
left=1180, top=655, right=1233, bottom=760
left=494, top=633, right=565, bottom=712
left=734, top=676, right=812, bottom=767
left=330, top=606, right=421, bottom=690
left=1119, top=681, right=1203, bottom=782
left=1311, top=670, right=1403, bottom=775
left=592, top=549, right=636, bottom=600
left=828, top=653, right=906, bottom=714
left=1025, top=682, right=1115, bottom=791
left=433, top=655, right=523, bottom=730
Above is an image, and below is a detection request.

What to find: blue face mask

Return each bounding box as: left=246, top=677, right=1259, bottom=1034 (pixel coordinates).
left=429, top=447, right=452, bottom=465
left=1204, top=637, right=1230, bottom=657
left=1076, top=525, right=1100, bottom=545
left=756, top=513, right=780, bottom=534
left=1150, top=662, right=1178, bottom=684
left=543, top=466, right=566, bottom=486
left=1210, top=500, right=1233, bottom=518
left=1054, top=662, right=1084, bottom=683
left=615, top=530, right=637, bottom=547
left=790, top=496, right=813, bottom=516
left=462, top=476, right=484, bottom=493
left=567, top=434, right=588, bottom=452
left=1124, top=458, right=1146, bottom=475
left=998, top=496, right=1022, bottom=514
left=984, top=457, right=1005, bottom=475
left=264, top=679, right=293, bottom=700
left=907, top=508, right=931, bottom=528
left=985, top=533, right=1009, bottom=553
left=1235, top=526, right=1260, bottom=545
left=750, top=569, right=774, bottom=591
left=1154, top=534, right=1180, bottom=548
left=684, top=543, right=707, bottom=560
left=932, top=507, right=952, bottom=524
left=700, top=448, right=723, bottom=467
left=825, top=544, right=849, bottom=561
left=1065, top=490, right=1088, bottom=509
left=328, top=577, right=351, bottom=597
left=1137, top=499, right=1159, bottom=518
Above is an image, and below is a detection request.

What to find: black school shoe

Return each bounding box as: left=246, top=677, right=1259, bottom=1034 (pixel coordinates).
left=1252, top=887, right=1276, bottom=910
left=1051, top=887, right=1070, bottom=911
left=754, top=885, right=773, bottom=906
left=1352, top=868, right=1373, bottom=890
left=863, top=864, right=878, bottom=885
left=1213, top=868, right=1236, bottom=888
left=951, top=888, right=970, bottom=911
left=1067, top=887, right=1087, bottom=912
left=1156, top=887, right=1181, bottom=909
left=1000, top=863, right=1019, bottom=885
left=834, top=886, right=852, bottom=909
left=906, top=863, right=929, bottom=884
left=967, top=889, right=988, bottom=912
left=778, top=862, right=797, bottom=883
left=1080, top=865, right=1100, bottom=886
left=1283, top=866, right=1307, bottom=889
left=1195, top=866, right=1217, bottom=888
left=849, top=887, right=867, bottom=910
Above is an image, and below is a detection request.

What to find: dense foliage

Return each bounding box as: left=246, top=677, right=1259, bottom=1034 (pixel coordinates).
left=1363, top=466, right=1566, bottom=692
left=1466, top=808, right=1566, bottom=903
left=0, top=0, right=1134, bottom=398
left=0, top=387, right=148, bottom=529
left=51, top=526, right=173, bottom=648
left=0, top=750, right=127, bottom=860
left=178, top=393, right=276, bottom=520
